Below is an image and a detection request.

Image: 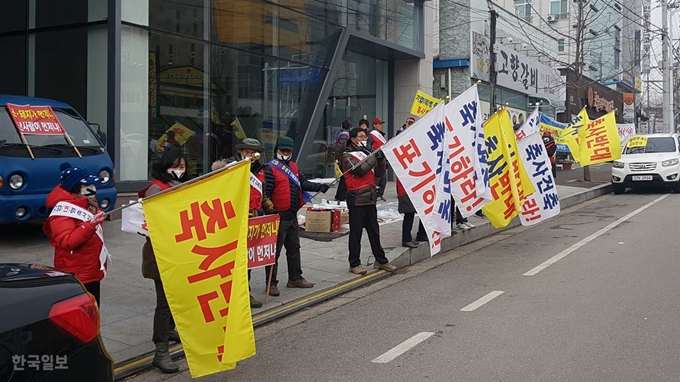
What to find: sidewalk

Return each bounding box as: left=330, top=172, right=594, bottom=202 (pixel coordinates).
left=0, top=175, right=612, bottom=370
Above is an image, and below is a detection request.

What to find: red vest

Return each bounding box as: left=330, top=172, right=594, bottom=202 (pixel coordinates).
left=396, top=179, right=406, bottom=197
left=344, top=152, right=376, bottom=191
left=249, top=170, right=265, bottom=210
left=138, top=179, right=172, bottom=198
left=270, top=161, right=304, bottom=212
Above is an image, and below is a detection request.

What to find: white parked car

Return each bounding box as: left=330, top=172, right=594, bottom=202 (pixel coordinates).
left=611, top=133, right=680, bottom=194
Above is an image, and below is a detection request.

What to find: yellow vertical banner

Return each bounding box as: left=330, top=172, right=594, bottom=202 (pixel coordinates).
left=410, top=90, right=441, bottom=117
left=578, top=110, right=622, bottom=165
left=143, top=161, right=255, bottom=378
left=482, top=111, right=536, bottom=228
left=560, top=108, right=591, bottom=164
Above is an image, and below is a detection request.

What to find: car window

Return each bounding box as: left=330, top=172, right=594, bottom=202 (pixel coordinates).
left=624, top=137, right=677, bottom=154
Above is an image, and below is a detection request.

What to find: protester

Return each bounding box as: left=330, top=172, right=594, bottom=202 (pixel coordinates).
left=358, top=118, right=375, bottom=149
left=543, top=131, right=557, bottom=178
left=397, top=178, right=427, bottom=248
left=371, top=117, right=388, bottom=201
left=263, top=136, right=330, bottom=295
left=137, top=150, right=190, bottom=374
left=396, top=116, right=416, bottom=135
left=334, top=120, right=352, bottom=201
left=453, top=205, right=476, bottom=231
left=44, top=163, right=109, bottom=306
left=211, top=138, right=275, bottom=309
left=342, top=128, right=397, bottom=275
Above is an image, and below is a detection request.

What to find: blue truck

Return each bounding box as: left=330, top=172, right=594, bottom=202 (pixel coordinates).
left=0, top=95, right=117, bottom=223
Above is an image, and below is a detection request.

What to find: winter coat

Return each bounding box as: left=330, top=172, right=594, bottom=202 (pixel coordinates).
left=139, top=179, right=177, bottom=281
left=334, top=130, right=350, bottom=161
left=264, top=160, right=325, bottom=221
left=43, top=185, right=106, bottom=285
left=341, top=142, right=386, bottom=206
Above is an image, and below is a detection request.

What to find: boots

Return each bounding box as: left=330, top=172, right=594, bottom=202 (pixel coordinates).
left=153, top=342, right=179, bottom=373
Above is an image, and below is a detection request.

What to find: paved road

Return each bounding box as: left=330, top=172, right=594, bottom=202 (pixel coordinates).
left=125, top=190, right=680, bottom=382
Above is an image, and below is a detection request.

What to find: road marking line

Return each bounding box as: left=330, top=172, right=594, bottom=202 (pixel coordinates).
left=524, top=194, right=669, bottom=276
left=372, top=332, right=435, bottom=364
left=460, top=291, right=505, bottom=312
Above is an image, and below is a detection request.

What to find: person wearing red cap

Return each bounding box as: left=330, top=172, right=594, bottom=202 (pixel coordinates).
left=542, top=131, right=557, bottom=178
left=371, top=117, right=387, bottom=200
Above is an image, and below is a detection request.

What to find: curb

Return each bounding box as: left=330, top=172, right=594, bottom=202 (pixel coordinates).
left=112, top=183, right=612, bottom=380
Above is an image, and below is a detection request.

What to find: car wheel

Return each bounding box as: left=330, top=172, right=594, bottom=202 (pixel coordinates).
left=612, top=184, right=625, bottom=194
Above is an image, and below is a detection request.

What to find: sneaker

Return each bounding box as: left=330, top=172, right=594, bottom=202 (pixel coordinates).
left=475, top=210, right=485, bottom=218
left=402, top=241, right=418, bottom=248
left=373, top=262, right=397, bottom=272
left=267, top=285, right=280, bottom=296
left=378, top=196, right=386, bottom=202
left=286, top=278, right=315, bottom=288
left=250, top=295, right=263, bottom=309
left=456, top=223, right=469, bottom=231
left=464, top=222, right=476, bottom=229
left=349, top=266, right=368, bottom=275
left=414, top=236, right=428, bottom=242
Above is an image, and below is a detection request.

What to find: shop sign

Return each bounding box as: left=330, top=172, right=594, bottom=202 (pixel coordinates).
left=470, top=31, right=565, bottom=101
left=587, top=87, right=615, bottom=113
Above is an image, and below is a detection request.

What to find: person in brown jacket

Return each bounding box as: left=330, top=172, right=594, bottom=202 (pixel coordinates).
left=138, top=150, right=189, bottom=374
left=341, top=128, right=397, bottom=275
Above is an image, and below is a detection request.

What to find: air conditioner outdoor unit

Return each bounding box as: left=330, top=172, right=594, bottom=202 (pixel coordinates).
left=547, top=14, right=556, bottom=22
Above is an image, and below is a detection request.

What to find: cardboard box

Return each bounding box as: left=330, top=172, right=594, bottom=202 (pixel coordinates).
left=305, top=209, right=332, bottom=232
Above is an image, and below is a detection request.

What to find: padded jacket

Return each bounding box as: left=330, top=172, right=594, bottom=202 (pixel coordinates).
left=43, top=185, right=106, bottom=285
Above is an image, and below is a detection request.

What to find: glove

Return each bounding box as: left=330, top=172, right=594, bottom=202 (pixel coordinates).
left=375, top=150, right=385, bottom=160
left=319, top=184, right=330, bottom=193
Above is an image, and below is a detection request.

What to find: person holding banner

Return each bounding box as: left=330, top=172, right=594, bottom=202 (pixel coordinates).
left=543, top=131, right=558, bottom=178
left=43, top=163, right=109, bottom=305
left=397, top=116, right=416, bottom=135
left=263, top=136, right=330, bottom=296
left=342, top=128, right=397, bottom=275
left=138, top=150, right=190, bottom=374
left=211, top=137, right=275, bottom=309
left=334, top=120, right=353, bottom=201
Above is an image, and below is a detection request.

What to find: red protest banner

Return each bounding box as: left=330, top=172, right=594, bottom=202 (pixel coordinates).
left=247, top=214, right=280, bottom=269
left=7, top=103, right=66, bottom=135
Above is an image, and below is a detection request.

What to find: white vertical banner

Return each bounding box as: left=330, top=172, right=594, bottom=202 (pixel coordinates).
left=382, top=103, right=451, bottom=256
left=443, top=85, right=492, bottom=218
left=516, top=108, right=560, bottom=226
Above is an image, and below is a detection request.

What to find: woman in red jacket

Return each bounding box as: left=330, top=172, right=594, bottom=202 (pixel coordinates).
left=139, top=149, right=190, bottom=374
left=43, top=163, right=108, bottom=305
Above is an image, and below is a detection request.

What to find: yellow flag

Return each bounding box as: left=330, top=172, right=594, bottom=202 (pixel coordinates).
left=410, top=90, right=440, bottom=117
left=143, top=161, right=255, bottom=378
left=230, top=117, right=248, bottom=140
left=482, top=110, right=536, bottom=228
left=578, top=110, right=622, bottom=165
left=156, top=121, right=196, bottom=152
left=626, top=135, right=648, bottom=148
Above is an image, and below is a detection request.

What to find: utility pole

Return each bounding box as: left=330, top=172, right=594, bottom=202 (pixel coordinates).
left=573, top=0, right=591, bottom=182
left=488, top=5, right=498, bottom=112
left=662, top=0, right=674, bottom=133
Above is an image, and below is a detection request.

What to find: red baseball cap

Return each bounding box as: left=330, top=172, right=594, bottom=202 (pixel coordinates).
left=372, top=117, right=384, bottom=124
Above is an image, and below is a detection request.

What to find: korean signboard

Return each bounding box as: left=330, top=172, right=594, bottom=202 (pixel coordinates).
left=470, top=31, right=565, bottom=101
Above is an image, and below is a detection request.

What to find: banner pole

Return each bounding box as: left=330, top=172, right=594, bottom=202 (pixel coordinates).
left=104, top=154, right=258, bottom=217
left=264, top=266, right=274, bottom=305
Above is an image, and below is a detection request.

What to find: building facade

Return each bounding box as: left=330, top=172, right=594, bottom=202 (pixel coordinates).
left=0, top=0, right=433, bottom=191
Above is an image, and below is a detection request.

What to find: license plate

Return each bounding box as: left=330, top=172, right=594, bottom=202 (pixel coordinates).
left=632, top=175, right=653, bottom=181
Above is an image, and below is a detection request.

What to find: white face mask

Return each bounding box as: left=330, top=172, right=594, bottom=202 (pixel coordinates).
left=277, top=154, right=291, bottom=161
left=81, top=185, right=96, bottom=197
left=358, top=140, right=368, bottom=148
left=167, top=169, right=185, bottom=179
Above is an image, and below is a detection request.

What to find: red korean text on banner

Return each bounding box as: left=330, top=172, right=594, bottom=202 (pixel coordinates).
left=247, top=214, right=280, bottom=269
left=6, top=103, right=66, bottom=135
